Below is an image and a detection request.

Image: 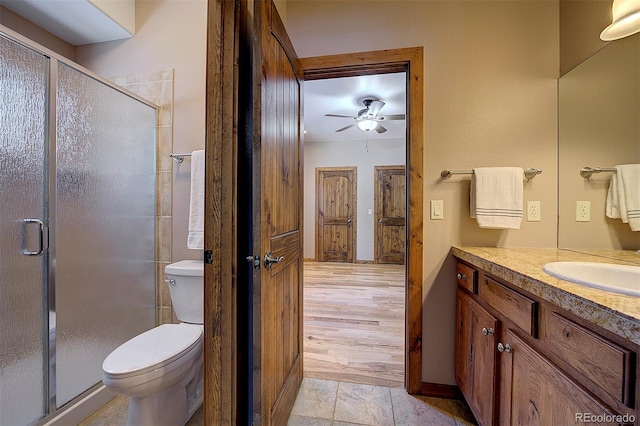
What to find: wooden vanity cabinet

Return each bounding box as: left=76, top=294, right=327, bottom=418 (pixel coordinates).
left=499, top=329, right=619, bottom=425
left=456, top=289, right=499, bottom=426
left=454, top=260, right=638, bottom=426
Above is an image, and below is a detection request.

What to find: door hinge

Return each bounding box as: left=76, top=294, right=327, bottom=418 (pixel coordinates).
left=204, top=250, right=213, bottom=264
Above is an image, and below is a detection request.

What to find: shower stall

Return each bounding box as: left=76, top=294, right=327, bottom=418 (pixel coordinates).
left=1, top=29, right=157, bottom=425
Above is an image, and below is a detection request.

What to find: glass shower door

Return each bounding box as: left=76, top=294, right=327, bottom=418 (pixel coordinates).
left=0, top=35, right=48, bottom=425
left=55, top=63, right=157, bottom=406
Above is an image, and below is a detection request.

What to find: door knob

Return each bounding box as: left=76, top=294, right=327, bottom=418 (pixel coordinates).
left=482, top=327, right=494, bottom=336
left=497, top=342, right=512, bottom=353
left=264, top=252, right=284, bottom=269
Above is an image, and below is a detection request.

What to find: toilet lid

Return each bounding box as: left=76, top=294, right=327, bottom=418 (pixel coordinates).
left=103, top=324, right=203, bottom=378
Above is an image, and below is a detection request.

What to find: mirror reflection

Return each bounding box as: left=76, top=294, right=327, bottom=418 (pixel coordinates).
left=558, top=33, right=640, bottom=263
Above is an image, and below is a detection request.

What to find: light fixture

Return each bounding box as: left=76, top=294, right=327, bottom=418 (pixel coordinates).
left=357, top=119, right=378, bottom=131
left=600, top=0, right=640, bottom=41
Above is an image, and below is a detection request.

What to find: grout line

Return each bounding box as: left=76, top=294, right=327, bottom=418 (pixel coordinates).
left=388, top=387, right=396, bottom=426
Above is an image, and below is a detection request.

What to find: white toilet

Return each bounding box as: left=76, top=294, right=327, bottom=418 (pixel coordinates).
left=102, top=260, right=204, bottom=426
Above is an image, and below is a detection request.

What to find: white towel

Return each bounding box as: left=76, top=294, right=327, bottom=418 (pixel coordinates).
left=187, top=150, right=205, bottom=249
left=606, top=164, right=640, bottom=231
left=470, top=167, right=523, bottom=229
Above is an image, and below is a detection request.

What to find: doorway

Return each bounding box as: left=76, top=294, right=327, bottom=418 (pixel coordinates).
left=300, top=47, right=423, bottom=393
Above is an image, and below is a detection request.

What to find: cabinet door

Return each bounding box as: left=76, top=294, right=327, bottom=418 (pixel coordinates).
left=456, top=289, right=499, bottom=426
left=455, top=289, right=472, bottom=396
left=501, top=329, right=618, bottom=425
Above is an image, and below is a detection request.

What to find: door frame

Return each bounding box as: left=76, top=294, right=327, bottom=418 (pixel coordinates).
left=374, top=165, right=406, bottom=265
left=300, top=48, right=424, bottom=394
left=315, top=166, right=357, bottom=263
left=204, top=3, right=425, bottom=419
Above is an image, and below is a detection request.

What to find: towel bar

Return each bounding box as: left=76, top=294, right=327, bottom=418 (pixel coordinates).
left=169, top=153, right=192, bottom=164
left=580, top=167, right=617, bottom=179
left=440, top=168, right=542, bottom=181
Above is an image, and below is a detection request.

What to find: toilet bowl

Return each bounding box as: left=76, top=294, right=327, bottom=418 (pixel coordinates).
left=102, top=260, right=204, bottom=426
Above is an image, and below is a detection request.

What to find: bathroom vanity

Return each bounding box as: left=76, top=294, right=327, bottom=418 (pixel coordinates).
left=452, top=247, right=639, bottom=426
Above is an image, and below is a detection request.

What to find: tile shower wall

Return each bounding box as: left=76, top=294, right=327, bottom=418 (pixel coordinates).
left=109, top=69, right=175, bottom=325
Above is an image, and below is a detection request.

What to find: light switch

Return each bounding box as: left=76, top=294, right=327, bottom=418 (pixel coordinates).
left=430, top=200, right=444, bottom=220
left=368, top=209, right=373, bottom=215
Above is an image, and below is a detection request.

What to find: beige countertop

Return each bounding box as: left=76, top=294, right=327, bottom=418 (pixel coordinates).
left=451, top=246, right=640, bottom=346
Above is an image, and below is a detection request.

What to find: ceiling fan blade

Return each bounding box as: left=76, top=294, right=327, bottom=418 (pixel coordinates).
left=336, top=124, right=356, bottom=132
left=375, top=124, right=388, bottom=134
left=379, top=114, right=405, bottom=121
left=325, top=114, right=356, bottom=119
left=366, top=100, right=385, bottom=117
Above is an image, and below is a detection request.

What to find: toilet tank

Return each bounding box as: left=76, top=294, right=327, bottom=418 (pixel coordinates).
left=164, top=260, right=204, bottom=324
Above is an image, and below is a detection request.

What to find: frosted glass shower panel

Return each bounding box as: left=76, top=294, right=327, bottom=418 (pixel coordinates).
left=55, top=63, right=157, bottom=406
left=0, top=35, right=47, bottom=425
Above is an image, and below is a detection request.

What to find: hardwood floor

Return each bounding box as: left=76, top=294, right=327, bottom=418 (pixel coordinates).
left=303, top=261, right=405, bottom=388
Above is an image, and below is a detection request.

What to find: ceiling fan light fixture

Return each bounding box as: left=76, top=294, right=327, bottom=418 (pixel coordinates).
left=601, top=0, right=640, bottom=40
left=357, top=119, right=378, bottom=131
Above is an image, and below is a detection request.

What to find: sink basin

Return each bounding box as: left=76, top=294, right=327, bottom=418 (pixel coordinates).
left=542, top=262, right=640, bottom=297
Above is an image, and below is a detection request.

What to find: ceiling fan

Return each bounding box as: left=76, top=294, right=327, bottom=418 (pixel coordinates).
left=325, top=98, right=405, bottom=133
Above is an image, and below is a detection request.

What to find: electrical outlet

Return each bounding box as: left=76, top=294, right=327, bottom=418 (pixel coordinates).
left=527, top=201, right=541, bottom=222
left=576, top=201, right=591, bottom=222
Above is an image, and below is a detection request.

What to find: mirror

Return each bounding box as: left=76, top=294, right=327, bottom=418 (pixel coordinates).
left=558, top=33, right=640, bottom=263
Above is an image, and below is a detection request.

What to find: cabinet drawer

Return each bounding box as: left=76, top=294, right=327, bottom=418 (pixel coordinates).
left=478, top=276, right=537, bottom=337
left=456, top=263, right=476, bottom=293
left=548, top=313, right=634, bottom=407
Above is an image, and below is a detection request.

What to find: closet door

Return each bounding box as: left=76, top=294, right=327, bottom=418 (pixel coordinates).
left=0, top=34, right=48, bottom=425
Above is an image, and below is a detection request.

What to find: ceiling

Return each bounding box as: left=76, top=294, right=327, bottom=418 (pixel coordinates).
left=303, top=72, right=407, bottom=143
left=0, top=0, right=133, bottom=45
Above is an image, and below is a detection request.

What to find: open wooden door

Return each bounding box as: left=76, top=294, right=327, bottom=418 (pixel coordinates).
left=252, top=1, right=303, bottom=424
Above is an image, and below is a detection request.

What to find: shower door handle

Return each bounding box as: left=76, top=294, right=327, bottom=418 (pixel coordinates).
left=22, top=218, right=45, bottom=256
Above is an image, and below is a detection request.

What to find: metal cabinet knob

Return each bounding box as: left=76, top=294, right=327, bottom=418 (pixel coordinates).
left=457, top=272, right=466, bottom=281
left=482, top=327, right=494, bottom=336
left=497, top=342, right=512, bottom=353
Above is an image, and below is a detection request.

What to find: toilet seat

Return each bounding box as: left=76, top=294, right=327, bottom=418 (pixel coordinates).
left=103, top=323, right=203, bottom=380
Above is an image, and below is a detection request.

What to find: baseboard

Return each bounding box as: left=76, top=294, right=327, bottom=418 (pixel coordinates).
left=420, top=382, right=462, bottom=399
left=354, top=259, right=375, bottom=264
left=303, top=258, right=317, bottom=262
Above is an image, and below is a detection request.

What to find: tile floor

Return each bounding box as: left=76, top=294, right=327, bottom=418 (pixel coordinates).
left=79, top=395, right=203, bottom=426
left=80, top=378, right=476, bottom=426
left=288, top=378, right=476, bottom=426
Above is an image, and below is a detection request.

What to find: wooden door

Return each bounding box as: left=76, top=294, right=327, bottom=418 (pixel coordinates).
left=253, top=1, right=303, bottom=424
left=374, top=166, right=405, bottom=264
left=316, top=167, right=357, bottom=262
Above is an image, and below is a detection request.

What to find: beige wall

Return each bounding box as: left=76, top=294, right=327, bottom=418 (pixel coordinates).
left=287, top=1, right=559, bottom=385
left=559, top=0, right=610, bottom=75
left=304, top=139, right=406, bottom=261
left=74, top=0, right=207, bottom=265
